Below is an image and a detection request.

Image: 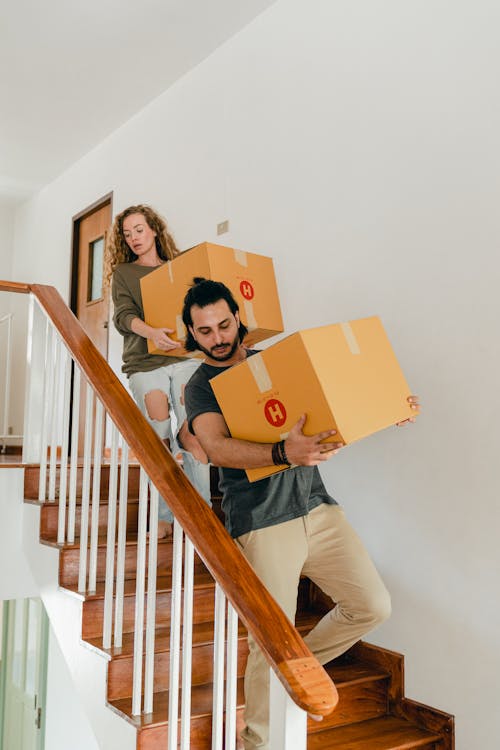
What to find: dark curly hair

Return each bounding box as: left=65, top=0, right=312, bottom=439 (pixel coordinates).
left=182, top=278, right=248, bottom=352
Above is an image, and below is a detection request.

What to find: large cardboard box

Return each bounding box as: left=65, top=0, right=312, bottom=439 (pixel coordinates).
left=140, top=242, right=284, bottom=357
left=210, top=316, right=417, bottom=482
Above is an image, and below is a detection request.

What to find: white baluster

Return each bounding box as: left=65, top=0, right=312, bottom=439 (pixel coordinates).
left=212, top=584, right=226, bottom=750
left=57, top=348, right=71, bottom=545
left=103, top=423, right=119, bottom=649
left=88, top=398, right=104, bottom=593
left=48, top=334, right=61, bottom=502
left=23, top=298, right=48, bottom=463
left=168, top=519, right=184, bottom=747
left=144, top=483, right=159, bottom=714
left=78, top=382, right=94, bottom=593
left=38, top=320, right=52, bottom=502
left=269, top=670, right=307, bottom=750
left=180, top=537, right=194, bottom=750
left=67, top=365, right=80, bottom=545
left=225, top=603, right=239, bottom=750
left=132, top=468, right=149, bottom=716
left=114, top=440, right=129, bottom=649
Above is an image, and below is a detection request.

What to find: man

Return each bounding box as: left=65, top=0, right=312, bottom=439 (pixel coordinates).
left=182, top=278, right=416, bottom=750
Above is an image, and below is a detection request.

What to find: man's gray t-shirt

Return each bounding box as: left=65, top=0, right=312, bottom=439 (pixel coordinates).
left=184, top=352, right=337, bottom=539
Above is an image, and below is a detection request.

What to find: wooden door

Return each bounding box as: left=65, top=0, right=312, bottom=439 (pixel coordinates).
left=1, top=599, right=49, bottom=750
left=74, top=201, right=112, bottom=358
left=71, top=197, right=112, bottom=454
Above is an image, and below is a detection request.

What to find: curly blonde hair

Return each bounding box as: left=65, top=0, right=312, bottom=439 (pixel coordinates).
left=105, top=204, right=179, bottom=284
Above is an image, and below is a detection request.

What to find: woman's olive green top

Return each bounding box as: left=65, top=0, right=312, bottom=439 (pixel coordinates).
left=112, top=262, right=184, bottom=376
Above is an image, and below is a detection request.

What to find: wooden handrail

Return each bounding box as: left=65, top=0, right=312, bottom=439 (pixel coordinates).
left=0, top=280, right=30, bottom=294
left=4, top=281, right=338, bottom=716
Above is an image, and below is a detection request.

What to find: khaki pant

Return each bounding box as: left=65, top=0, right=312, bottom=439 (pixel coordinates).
left=235, top=503, right=391, bottom=750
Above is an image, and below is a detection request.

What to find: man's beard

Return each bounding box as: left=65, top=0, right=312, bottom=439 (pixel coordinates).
left=196, top=332, right=240, bottom=362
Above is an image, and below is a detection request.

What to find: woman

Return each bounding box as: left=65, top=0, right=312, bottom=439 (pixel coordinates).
left=106, top=204, right=210, bottom=536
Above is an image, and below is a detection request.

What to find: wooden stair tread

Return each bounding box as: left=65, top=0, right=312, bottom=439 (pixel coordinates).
left=26, top=496, right=140, bottom=508
left=0, top=458, right=24, bottom=468
left=87, top=620, right=246, bottom=656
left=63, top=568, right=215, bottom=600
left=86, top=610, right=325, bottom=657
left=112, top=692, right=415, bottom=739
left=323, top=658, right=389, bottom=687
left=24, top=458, right=140, bottom=469
left=306, top=715, right=442, bottom=749
left=110, top=678, right=246, bottom=728
left=42, top=532, right=173, bottom=551
left=24, top=462, right=142, bottom=501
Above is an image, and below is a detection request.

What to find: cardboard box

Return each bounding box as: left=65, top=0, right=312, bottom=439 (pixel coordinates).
left=140, top=242, right=284, bottom=357
left=210, top=316, right=417, bottom=481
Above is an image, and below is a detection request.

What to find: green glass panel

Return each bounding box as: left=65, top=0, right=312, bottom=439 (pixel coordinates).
left=89, top=236, right=104, bottom=301
left=25, top=599, right=39, bottom=697
left=11, top=599, right=25, bottom=688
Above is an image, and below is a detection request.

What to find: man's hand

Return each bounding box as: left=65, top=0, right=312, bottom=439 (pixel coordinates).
left=396, top=395, right=420, bottom=426
left=192, top=412, right=342, bottom=470
left=284, top=415, right=344, bottom=466
left=150, top=327, right=180, bottom=352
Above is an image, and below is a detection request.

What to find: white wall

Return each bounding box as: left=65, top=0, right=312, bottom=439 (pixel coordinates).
left=8, top=1, right=500, bottom=748
left=0, top=204, right=15, bottom=281
left=22, top=490, right=136, bottom=750
left=0, top=469, right=38, bottom=600
left=0, top=471, right=98, bottom=749
left=45, top=627, right=100, bottom=750
left=0, top=203, right=26, bottom=441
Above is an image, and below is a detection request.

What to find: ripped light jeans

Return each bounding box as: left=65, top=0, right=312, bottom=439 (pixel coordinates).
left=129, top=359, right=211, bottom=522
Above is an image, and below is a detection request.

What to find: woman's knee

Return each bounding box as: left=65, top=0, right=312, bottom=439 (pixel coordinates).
left=144, top=389, right=170, bottom=422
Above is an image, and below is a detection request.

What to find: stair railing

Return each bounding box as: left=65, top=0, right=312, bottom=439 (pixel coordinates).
left=1, top=280, right=338, bottom=750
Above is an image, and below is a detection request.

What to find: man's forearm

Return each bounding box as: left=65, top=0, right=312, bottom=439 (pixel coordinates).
left=199, top=433, right=274, bottom=469
left=191, top=411, right=340, bottom=469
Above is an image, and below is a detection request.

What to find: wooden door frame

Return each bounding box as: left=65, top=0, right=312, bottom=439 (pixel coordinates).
left=37, top=610, right=49, bottom=750
left=69, top=192, right=114, bottom=323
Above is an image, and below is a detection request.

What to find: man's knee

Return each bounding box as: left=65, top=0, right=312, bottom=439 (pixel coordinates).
left=144, top=389, right=170, bottom=422
left=360, top=585, right=392, bottom=627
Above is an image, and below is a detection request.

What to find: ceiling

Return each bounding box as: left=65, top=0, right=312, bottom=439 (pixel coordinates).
left=0, top=0, right=276, bottom=207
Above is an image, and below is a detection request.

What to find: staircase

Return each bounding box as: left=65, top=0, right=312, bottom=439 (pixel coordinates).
left=24, top=462, right=454, bottom=750
left=2, top=281, right=454, bottom=749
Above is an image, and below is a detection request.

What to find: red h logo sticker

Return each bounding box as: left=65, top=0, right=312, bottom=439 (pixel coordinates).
left=264, top=399, right=287, bottom=428
left=239, top=280, right=255, bottom=300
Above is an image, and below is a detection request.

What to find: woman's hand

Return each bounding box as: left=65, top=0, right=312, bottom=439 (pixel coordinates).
left=150, top=327, right=180, bottom=351
left=130, top=317, right=180, bottom=350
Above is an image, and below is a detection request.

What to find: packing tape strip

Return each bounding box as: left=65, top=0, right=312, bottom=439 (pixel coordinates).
left=340, top=321, right=361, bottom=355
left=168, top=262, right=174, bottom=283
left=176, top=314, right=185, bottom=340
left=247, top=352, right=273, bottom=393
left=243, top=299, right=258, bottom=331
left=234, top=249, right=248, bottom=267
